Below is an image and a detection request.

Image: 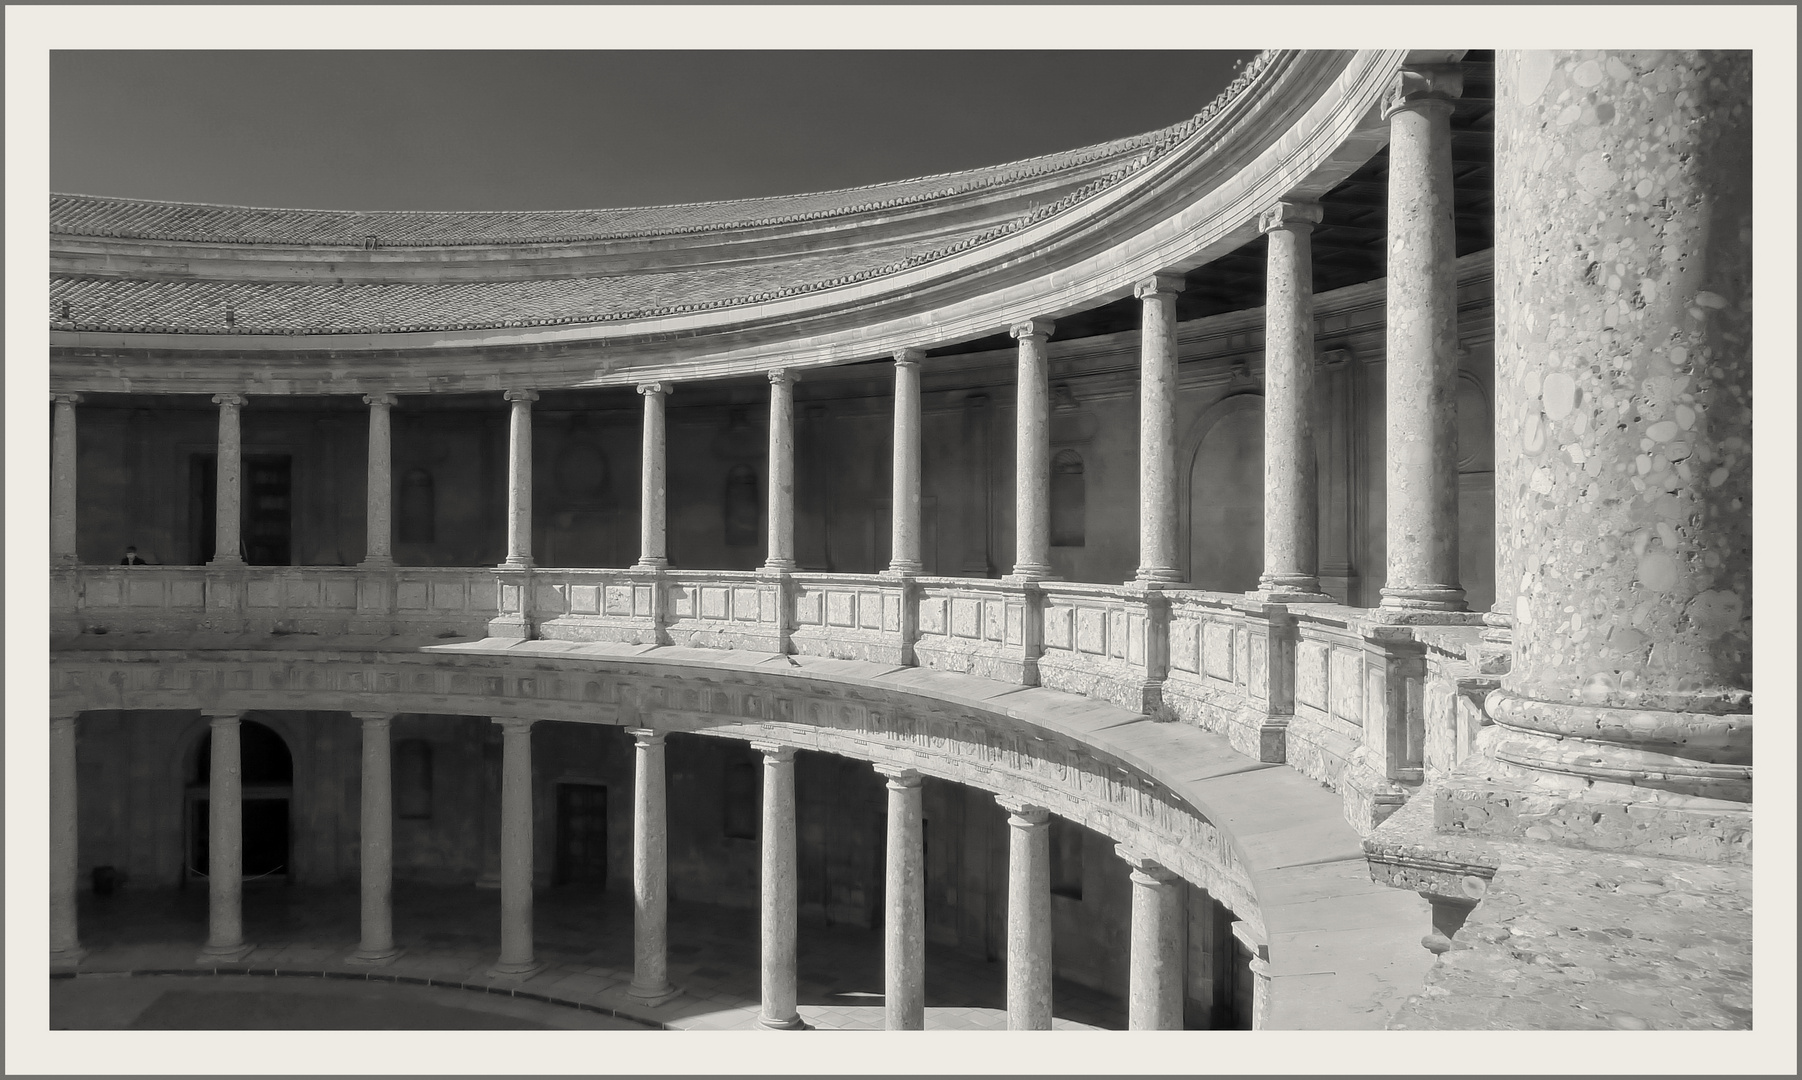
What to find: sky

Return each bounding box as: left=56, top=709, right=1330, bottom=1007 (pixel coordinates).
left=50, top=50, right=1256, bottom=211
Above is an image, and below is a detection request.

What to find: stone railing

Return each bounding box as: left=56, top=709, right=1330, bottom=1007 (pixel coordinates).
left=912, top=577, right=1038, bottom=684
left=1035, top=581, right=1167, bottom=717
left=1161, top=591, right=1295, bottom=763
left=788, top=573, right=910, bottom=664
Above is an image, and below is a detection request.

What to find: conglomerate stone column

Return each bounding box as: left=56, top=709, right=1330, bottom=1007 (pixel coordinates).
left=754, top=742, right=804, bottom=1029
left=887, top=351, right=924, bottom=575
left=1256, top=201, right=1332, bottom=601
left=1119, top=848, right=1184, bottom=1030
left=1482, top=51, right=1753, bottom=824
left=49, top=712, right=86, bottom=965
left=627, top=728, right=679, bottom=1004
left=1134, top=275, right=1185, bottom=583
left=349, top=712, right=402, bottom=964
left=635, top=382, right=671, bottom=570
left=50, top=393, right=82, bottom=565
left=501, top=390, right=537, bottom=569
left=877, top=765, right=925, bottom=1029
left=1379, top=65, right=1467, bottom=615
left=199, top=711, right=254, bottom=961
left=763, top=370, right=798, bottom=573
left=360, top=394, right=397, bottom=568
left=490, top=717, right=540, bottom=977
left=210, top=394, right=247, bottom=566
left=1010, top=320, right=1055, bottom=580
left=999, top=799, right=1052, bottom=1029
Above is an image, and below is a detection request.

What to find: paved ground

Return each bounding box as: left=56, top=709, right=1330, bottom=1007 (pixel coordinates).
left=55, top=882, right=1126, bottom=1031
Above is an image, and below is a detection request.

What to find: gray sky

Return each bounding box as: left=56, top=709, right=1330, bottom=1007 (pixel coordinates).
left=51, top=50, right=1256, bottom=211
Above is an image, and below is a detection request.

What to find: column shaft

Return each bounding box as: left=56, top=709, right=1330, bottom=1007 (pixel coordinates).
left=200, top=712, right=252, bottom=960
left=362, top=395, right=397, bottom=567
left=1123, top=854, right=1185, bottom=1030
left=492, top=718, right=539, bottom=974
left=636, top=383, right=670, bottom=570
left=1258, top=202, right=1329, bottom=598
left=51, top=394, right=82, bottom=564
left=1011, top=321, right=1053, bottom=579
left=1135, top=277, right=1184, bottom=582
left=887, top=352, right=923, bottom=574
left=351, top=714, right=399, bottom=962
left=49, top=713, right=84, bottom=963
left=755, top=743, right=803, bottom=1028
left=502, top=390, right=537, bottom=569
left=1002, top=801, right=1052, bottom=1029
left=210, top=395, right=245, bottom=565
left=764, top=371, right=797, bottom=572
left=628, top=729, right=677, bottom=1003
left=879, top=767, right=925, bottom=1029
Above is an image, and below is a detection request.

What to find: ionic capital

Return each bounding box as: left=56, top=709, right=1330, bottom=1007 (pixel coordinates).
left=363, top=393, right=399, bottom=408
left=874, top=764, right=923, bottom=788
left=996, top=798, right=1050, bottom=826
left=628, top=727, right=666, bottom=748
left=211, top=393, right=247, bottom=408
left=636, top=382, right=669, bottom=397
left=892, top=348, right=925, bottom=369
left=1133, top=273, right=1185, bottom=300
left=502, top=388, right=539, bottom=404
left=1010, top=318, right=1055, bottom=342
left=1257, top=199, right=1324, bottom=235
left=750, top=740, right=796, bottom=763
left=1380, top=64, right=1463, bottom=120
left=51, top=392, right=84, bottom=407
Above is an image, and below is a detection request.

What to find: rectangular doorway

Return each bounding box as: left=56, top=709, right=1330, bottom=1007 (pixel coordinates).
left=188, top=452, right=293, bottom=565
left=555, top=783, right=608, bottom=886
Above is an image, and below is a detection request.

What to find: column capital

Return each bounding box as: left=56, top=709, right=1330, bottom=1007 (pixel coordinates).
left=502, top=388, right=539, bottom=404
left=1010, top=318, right=1055, bottom=341
left=1116, top=845, right=1182, bottom=883
left=1381, top=64, right=1464, bottom=120
left=1133, top=273, right=1185, bottom=300
left=363, top=393, right=399, bottom=408
left=350, top=711, right=392, bottom=726
left=892, top=348, right=924, bottom=368
left=204, top=711, right=244, bottom=727
left=494, top=716, right=537, bottom=735
left=874, top=764, right=923, bottom=788
left=211, top=393, right=247, bottom=408
left=997, top=798, right=1050, bottom=826
left=51, top=392, right=84, bottom=406
left=50, top=711, right=80, bottom=730
left=750, top=740, right=796, bottom=762
left=767, top=368, right=797, bottom=388
left=627, top=727, right=666, bottom=748
left=1257, top=199, right=1324, bottom=235
left=636, top=381, right=669, bottom=397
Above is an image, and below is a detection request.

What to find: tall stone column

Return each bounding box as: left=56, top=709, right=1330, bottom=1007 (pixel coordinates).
left=49, top=712, right=85, bottom=965
left=1010, top=320, right=1054, bottom=580
left=754, top=742, right=803, bottom=1029
left=763, top=370, right=798, bottom=573
left=1379, top=64, right=1467, bottom=615
left=489, top=717, right=540, bottom=977
left=999, top=799, right=1052, bottom=1029
left=348, top=713, right=401, bottom=964
left=51, top=393, right=82, bottom=565
left=199, top=712, right=254, bottom=961
left=361, top=394, right=397, bottom=568
left=1119, top=848, right=1184, bottom=1030
left=1257, top=201, right=1333, bottom=601
left=210, top=394, right=246, bottom=566
left=635, top=383, right=671, bottom=570
left=1134, top=275, right=1185, bottom=583
left=1480, top=51, right=1753, bottom=836
left=887, top=350, right=924, bottom=575
left=627, top=728, right=679, bottom=1004
left=501, top=390, right=537, bottom=569
left=877, top=766, right=925, bottom=1030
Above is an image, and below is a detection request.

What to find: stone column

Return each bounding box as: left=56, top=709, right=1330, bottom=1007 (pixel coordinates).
left=50, top=394, right=82, bottom=565
left=501, top=390, right=537, bottom=569
left=763, top=370, right=798, bottom=573
left=635, top=383, right=671, bottom=570
left=999, top=799, right=1052, bottom=1029
left=49, top=712, right=85, bottom=965
left=361, top=395, right=397, bottom=568
left=1010, top=320, right=1054, bottom=580
left=1135, top=275, right=1185, bottom=583
left=1231, top=921, right=1272, bottom=1031
left=210, top=394, right=246, bottom=566
left=627, top=728, right=679, bottom=1004
left=199, top=712, right=254, bottom=961
left=754, top=742, right=803, bottom=1029
left=887, top=350, right=924, bottom=575
left=877, top=765, right=925, bottom=1029
left=1379, top=65, right=1467, bottom=615
left=1119, top=848, right=1184, bottom=1030
left=1481, top=52, right=1753, bottom=827
left=489, top=717, right=540, bottom=977
left=348, top=713, right=401, bottom=964
left=1257, top=201, right=1333, bottom=601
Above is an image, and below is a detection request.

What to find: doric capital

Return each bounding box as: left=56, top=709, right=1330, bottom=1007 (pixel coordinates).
left=363, top=393, right=399, bottom=408
left=893, top=348, right=925, bottom=368
left=1010, top=318, right=1055, bottom=341
left=767, top=368, right=797, bottom=388
left=874, top=764, right=923, bottom=787
left=627, top=727, right=666, bottom=748
left=204, top=711, right=244, bottom=727
left=503, top=388, right=539, bottom=404
left=636, top=382, right=669, bottom=397
left=51, top=392, right=84, bottom=407
left=1116, top=845, right=1181, bottom=883
left=996, top=798, right=1050, bottom=826
left=494, top=716, right=537, bottom=734
left=1380, top=64, right=1463, bottom=120
left=50, top=712, right=80, bottom=730
left=211, top=393, right=247, bottom=408
left=351, top=711, right=392, bottom=727
left=1133, top=273, right=1185, bottom=300
left=750, top=740, right=796, bottom=763
left=1257, top=199, right=1324, bottom=235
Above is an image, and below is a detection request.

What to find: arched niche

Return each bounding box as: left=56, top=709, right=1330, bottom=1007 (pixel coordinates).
left=1183, top=393, right=1264, bottom=592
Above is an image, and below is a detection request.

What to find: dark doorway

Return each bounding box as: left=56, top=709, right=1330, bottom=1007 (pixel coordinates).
left=187, top=452, right=293, bottom=565
left=555, top=783, right=608, bottom=886
left=187, top=719, right=295, bottom=882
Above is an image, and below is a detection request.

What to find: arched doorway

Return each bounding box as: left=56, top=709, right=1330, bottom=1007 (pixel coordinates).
left=185, top=719, right=294, bottom=883
left=1187, top=395, right=1265, bottom=592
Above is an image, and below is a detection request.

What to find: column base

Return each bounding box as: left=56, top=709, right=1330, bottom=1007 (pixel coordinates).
left=1005, top=564, right=1055, bottom=582
left=49, top=945, right=88, bottom=969
left=345, top=946, right=405, bottom=967
left=1367, top=606, right=1486, bottom=627
left=1132, top=567, right=1184, bottom=585
left=758, top=560, right=797, bottom=575
left=756, top=1013, right=809, bottom=1031
left=883, top=561, right=923, bottom=577
left=631, top=559, right=669, bottom=572
left=495, top=558, right=534, bottom=571
left=357, top=557, right=395, bottom=569
left=206, top=556, right=245, bottom=567
left=626, top=982, right=683, bottom=1007
left=1378, top=584, right=1467, bottom=612
left=485, top=959, right=544, bottom=981
left=197, top=941, right=255, bottom=964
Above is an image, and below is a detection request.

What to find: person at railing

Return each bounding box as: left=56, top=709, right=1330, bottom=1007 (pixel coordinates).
left=119, top=546, right=150, bottom=565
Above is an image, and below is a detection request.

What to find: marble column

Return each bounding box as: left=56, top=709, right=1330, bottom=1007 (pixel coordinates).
left=1119, top=848, right=1184, bottom=1030
left=877, top=766, right=925, bottom=1030
left=887, top=350, right=924, bottom=575
left=1257, top=201, right=1332, bottom=600
left=501, top=390, right=537, bottom=569
left=1000, top=799, right=1052, bottom=1029
left=490, top=717, right=540, bottom=977
left=1379, top=64, right=1467, bottom=614
left=1484, top=51, right=1752, bottom=811
left=209, top=394, right=246, bottom=566
left=1134, top=275, right=1185, bottom=583
left=51, top=394, right=82, bottom=565
left=627, top=728, right=679, bottom=1004
left=349, top=713, right=402, bottom=963
left=361, top=394, right=397, bottom=568
left=763, top=370, right=798, bottom=573
left=754, top=742, right=803, bottom=1029
left=635, top=383, right=670, bottom=570
left=1010, top=320, right=1054, bottom=580
left=49, top=712, right=85, bottom=965
left=199, top=712, right=254, bottom=961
